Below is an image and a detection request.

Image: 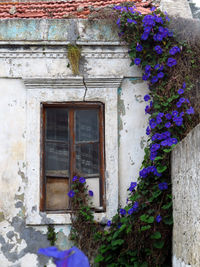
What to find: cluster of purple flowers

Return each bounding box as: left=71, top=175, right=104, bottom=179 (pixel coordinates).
left=169, top=46, right=180, bottom=55
left=139, top=165, right=161, bottom=178
left=158, top=182, right=168, bottom=190
left=68, top=176, right=94, bottom=198
left=129, top=182, right=137, bottom=191
left=128, top=201, right=139, bottom=215
left=152, top=131, right=171, bottom=141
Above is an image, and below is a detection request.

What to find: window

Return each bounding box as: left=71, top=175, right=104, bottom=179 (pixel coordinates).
left=40, top=102, right=105, bottom=212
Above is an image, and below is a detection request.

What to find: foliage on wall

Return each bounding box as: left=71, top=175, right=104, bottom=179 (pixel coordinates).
left=67, top=4, right=199, bottom=267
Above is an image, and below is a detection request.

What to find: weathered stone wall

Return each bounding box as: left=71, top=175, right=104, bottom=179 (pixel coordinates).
left=0, top=19, right=149, bottom=266
left=172, top=124, right=200, bottom=267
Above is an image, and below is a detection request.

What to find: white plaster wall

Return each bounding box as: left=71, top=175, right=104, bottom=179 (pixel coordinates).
left=118, top=78, right=149, bottom=206
left=0, top=43, right=149, bottom=265
left=172, top=124, right=200, bottom=267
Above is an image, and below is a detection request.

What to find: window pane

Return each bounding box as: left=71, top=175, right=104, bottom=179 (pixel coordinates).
left=46, top=108, right=68, bottom=141
left=45, top=142, right=69, bottom=176
left=75, top=110, right=99, bottom=142
left=86, top=178, right=100, bottom=208
left=76, top=143, right=99, bottom=175
left=46, top=178, right=69, bottom=210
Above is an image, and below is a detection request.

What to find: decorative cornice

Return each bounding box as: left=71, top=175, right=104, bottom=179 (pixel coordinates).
left=0, top=47, right=129, bottom=59
left=23, top=77, right=123, bottom=89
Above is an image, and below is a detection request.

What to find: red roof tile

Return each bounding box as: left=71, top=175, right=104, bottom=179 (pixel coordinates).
left=0, top=0, right=154, bottom=19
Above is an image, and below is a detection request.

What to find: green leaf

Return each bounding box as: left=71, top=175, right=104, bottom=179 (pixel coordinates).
left=94, top=254, right=104, bottom=263
left=162, top=201, right=172, bottom=210
left=147, top=216, right=154, bottom=224
left=163, top=216, right=173, bottom=225
left=141, top=262, right=148, bottom=267
left=119, top=224, right=126, bottom=232
left=141, top=225, right=151, bottom=231
left=157, top=165, right=167, bottom=173
left=153, top=240, right=164, bottom=249
left=140, top=214, right=149, bottom=222
left=111, top=239, right=124, bottom=246
left=150, top=231, right=161, bottom=239
left=112, top=230, right=120, bottom=239
left=154, top=156, right=163, bottom=161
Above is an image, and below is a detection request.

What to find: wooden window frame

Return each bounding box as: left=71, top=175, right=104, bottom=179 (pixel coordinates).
left=40, top=101, right=105, bottom=213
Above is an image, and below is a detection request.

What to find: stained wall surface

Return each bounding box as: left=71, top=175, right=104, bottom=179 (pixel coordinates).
left=0, top=19, right=149, bottom=266
left=172, top=124, right=200, bottom=267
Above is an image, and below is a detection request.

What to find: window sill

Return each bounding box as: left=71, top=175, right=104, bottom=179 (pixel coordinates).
left=26, top=211, right=107, bottom=226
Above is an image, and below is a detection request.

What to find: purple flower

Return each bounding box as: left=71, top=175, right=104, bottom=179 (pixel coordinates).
left=144, top=26, right=152, bottom=33
left=140, top=168, right=148, bottom=178
left=153, top=33, right=163, bottom=42
left=150, top=151, right=157, bottom=161
left=156, top=116, right=162, bottom=124
left=151, top=7, right=156, bottom=12
left=182, top=82, right=186, bottom=89
left=169, top=46, right=180, bottom=55
left=176, top=102, right=182, bottom=108
left=172, top=110, right=178, bottom=117
left=134, top=58, right=141, bottom=65
left=155, top=16, right=163, bottom=24
left=186, top=107, right=194, bottom=114
left=165, top=113, right=172, bottom=120
left=116, top=18, right=120, bottom=25
left=129, top=182, right=137, bottom=191
left=157, top=72, right=164, bottom=79
left=165, top=122, right=171, bottom=128
left=132, top=201, right=139, bottom=211
left=127, top=18, right=137, bottom=24
left=154, top=64, right=163, bottom=71
left=38, top=246, right=90, bottom=267
left=141, top=33, right=149, bottom=40
left=179, top=97, right=185, bottom=103
left=178, top=88, right=184, bottom=95
left=143, top=74, right=150, bottom=81
left=151, top=76, right=158, bottom=84
left=72, top=176, right=78, bottom=182
left=144, top=94, right=151, bottom=101
left=128, top=208, right=134, bottom=215
left=136, top=44, right=143, bottom=52
left=107, top=220, right=111, bottom=227
left=68, top=190, right=75, bottom=198
left=88, top=190, right=93, bottom=197
left=120, top=208, right=126, bottom=216
left=145, top=105, right=151, bottom=114
left=158, top=182, right=168, bottom=191
left=154, top=45, right=163, bottom=54
left=145, top=65, right=151, bottom=72
left=156, top=215, right=162, bottom=223
left=79, top=177, right=86, bottom=183
left=167, top=58, right=177, bottom=67
left=146, top=126, right=151, bottom=135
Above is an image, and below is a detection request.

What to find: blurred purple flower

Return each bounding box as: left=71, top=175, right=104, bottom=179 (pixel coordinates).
left=68, top=190, right=75, bottom=198
left=72, top=176, right=78, bottom=182
left=156, top=215, right=162, bottom=223
left=134, top=58, right=141, bottom=65
left=79, top=177, right=86, bottom=183
left=88, top=190, right=93, bottom=197
left=38, top=246, right=90, bottom=267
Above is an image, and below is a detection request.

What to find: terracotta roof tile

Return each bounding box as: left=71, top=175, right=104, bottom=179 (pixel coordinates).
left=0, top=0, right=154, bottom=19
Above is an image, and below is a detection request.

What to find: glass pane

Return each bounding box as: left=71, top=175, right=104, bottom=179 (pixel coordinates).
left=75, top=110, right=99, bottom=142
left=45, top=142, right=69, bottom=176
left=86, top=178, right=100, bottom=208
left=76, top=143, right=99, bottom=175
left=46, top=178, right=69, bottom=210
left=46, top=108, right=68, bottom=141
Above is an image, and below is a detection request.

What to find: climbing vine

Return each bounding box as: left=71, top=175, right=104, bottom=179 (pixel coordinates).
left=67, top=4, right=199, bottom=267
